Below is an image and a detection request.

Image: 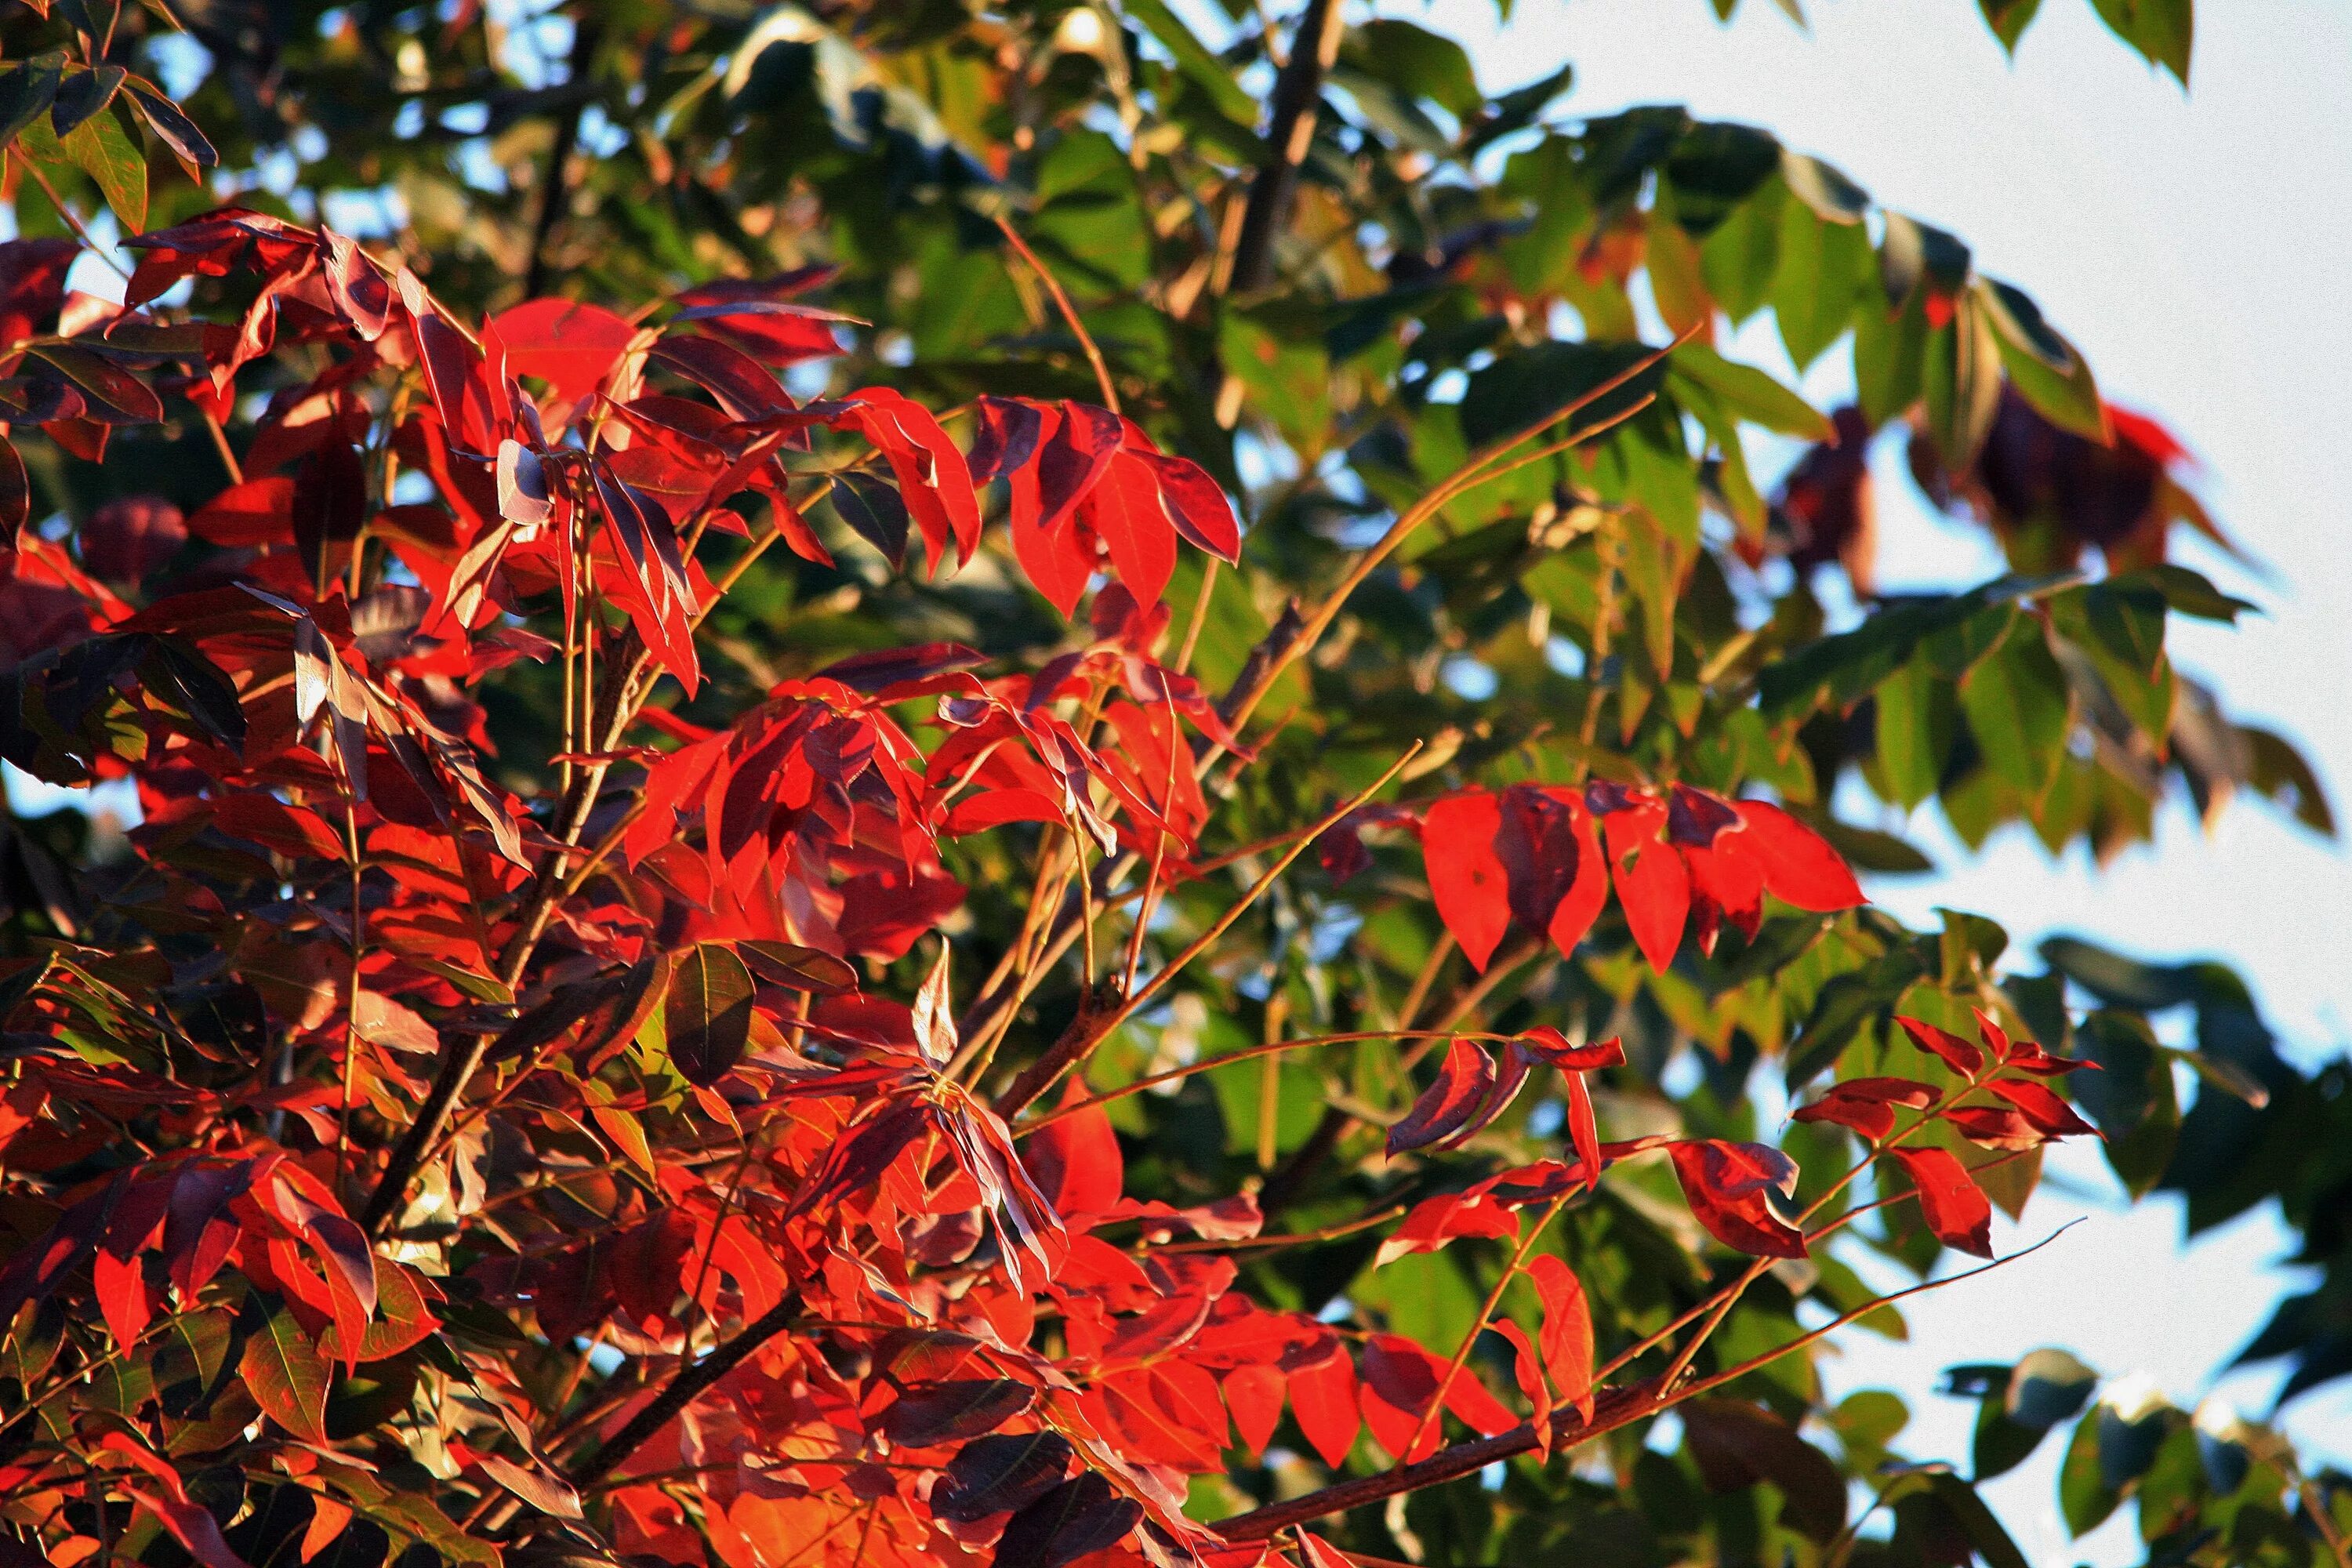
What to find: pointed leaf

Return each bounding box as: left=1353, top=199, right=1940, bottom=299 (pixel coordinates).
left=1888, top=1146, right=1993, bottom=1257
left=1421, top=791, right=1510, bottom=971
left=240, top=1296, right=330, bottom=1443
left=666, top=942, right=756, bottom=1085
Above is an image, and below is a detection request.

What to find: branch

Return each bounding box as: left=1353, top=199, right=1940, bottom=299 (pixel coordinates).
left=992, top=742, right=1422, bottom=1118
left=1213, top=1229, right=2074, bottom=1539
left=563, top=1291, right=802, bottom=1489
left=521, top=18, right=602, bottom=299
left=994, top=212, right=1120, bottom=413
left=1227, top=0, right=1348, bottom=295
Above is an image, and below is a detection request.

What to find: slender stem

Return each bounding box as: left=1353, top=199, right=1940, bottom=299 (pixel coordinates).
left=1022, top=1029, right=1505, bottom=1132
left=1398, top=1192, right=1569, bottom=1463
left=1212, top=1226, right=2072, bottom=1540
left=992, top=742, right=1424, bottom=1118
left=333, top=800, right=365, bottom=1191
left=202, top=408, right=244, bottom=485
left=993, top=212, right=1120, bottom=415
left=563, top=1292, right=803, bottom=1489
left=1208, top=333, right=1686, bottom=759
left=522, top=19, right=602, bottom=299
left=17, top=158, right=128, bottom=280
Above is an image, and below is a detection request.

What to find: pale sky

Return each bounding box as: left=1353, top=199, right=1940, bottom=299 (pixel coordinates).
left=1394, top=0, right=2352, bottom=1560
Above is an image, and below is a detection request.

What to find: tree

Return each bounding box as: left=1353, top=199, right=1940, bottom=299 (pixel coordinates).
left=0, top=1, right=2343, bottom=1566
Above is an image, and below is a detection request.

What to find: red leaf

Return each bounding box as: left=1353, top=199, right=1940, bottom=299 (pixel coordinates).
left=492, top=299, right=638, bottom=405
left=844, top=387, right=981, bottom=573
left=1224, top=1363, right=1285, bottom=1457
left=1022, top=1078, right=1124, bottom=1220
left=1943, top=1105, right=2047, bottom=1150
left=1985, top=1078, right=2097, bottom=1138
left=1007, top=405, right=1094, bottom=616
left=647, top=333, right=789, bottom=419
left=303, top=1212, right=379, bottom=1374
left=1386, top=1039, right=1497, bottom=1156
left=1286, top=1338, right=1359, bottom=1468
left=1083, top=448, right=1178, bottom=606
left=1886, top=1146, right=1992, bottom=1258
left=125, top=1490, right=251, bottom=1568
left=94, top=1247, right=153, bottom=1348
left=1377, top=1190, right=1518, bottom=1265
left=1563, top=1071, right=1601, bottom=1194
left=1526, top=1254, right=1595, bottom=1424
left=81, top=495, right=186, bottom=583
left=1492, top=1318, right=1553, bottom=1456
left=1733, top=800, right=1864, bottom=911
left=1296, top=1535, right=1353, bottom=1568
left=1972, top=1006, right=2014, bottom=1060
left=1668, top=1140, right=1807, bottom=1260
left=2005, top=1046, right=2090, bottom=1076
left=1476, top=786, right=1564, bottom=933
left=1790, top=1076, right=1939, bottom=1142
left=1134, top=449, right=1240, bottom=561
left=1421, top=791, right=1509, bottom=971
left=1543, top=790, right=1610, bottom=956
left=1359, top=1334, right=1515, bottom=1464
left=1515, top=1028, right=1627, bottom=1073
left=1603, top=803, right=1690, bottom=972
left=1036, top=401, right=1124, bottom=536
left=1896, top=1014, right=1985, bottom=1080
left=240, top=1296, right=330, bottom=1443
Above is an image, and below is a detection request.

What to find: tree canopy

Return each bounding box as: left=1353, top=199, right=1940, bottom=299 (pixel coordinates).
left=0, top=2, right=2343, bottom=1567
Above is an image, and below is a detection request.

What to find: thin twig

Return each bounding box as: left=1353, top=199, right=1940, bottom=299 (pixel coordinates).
left=993, top=212, right=1120, bottom=414
left=1211, top=1227, right=2076, bottom=1540
left=993, top=742, right=1424, bottom=1118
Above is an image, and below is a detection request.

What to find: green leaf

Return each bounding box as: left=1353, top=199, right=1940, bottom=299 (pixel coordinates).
left=19, top=100, right=146, bottom=234
left=2241, top=724, right=2336, bottom=837
left=1457, top=338, right=1664, bottom=450
left=1785, top=948, right=1926, bottom=1089
left=1922, top=601, right=2014, bottom=678
left=2072, top=1009, right=2180, bottom=1196
left=49, top=64, right=125, bottom=140
left=1922, top=289, right=2002, bottom=471
left=125, top=78, right=217, bottom=177
left=1663, top=121, right=1784, bottom=236
left=2082, top=582, right=2165, bottom=675
left=1980, top=279, right=2103, bottom=438
left=2089, top=0, right=2192, bottom=84
left=1853, top=285, right=1929, bottom=426
left=1957, top=619, right=2072, bottom=796
left=0, top=53, right=64, bottom=148
left=1771, top=198, right=1868, bottom=373
left=1668, top=342, right=1830, bottom=439
left=2115, top=563, right=2255, bottom=622
left=138, top=635, right=248, bottom=753
left=2006, top=1347, right=2098, bottom=1428
left=665, top=942, right=756, bottom=1086
left=2060, top=1411, right=2124, bottom=1535
left=1980, top=0, right=2045, bottom=50
left=1121, top=0, right=1255, bottom=126
left=1698, top=176, right=1784, bottom=323
left=1344, top=19, right=1481, bottom=118
left=1878, top=212, right=1970, bottom=308
left=1923, top=1472, right=2031, bottom=1568
left=1874, top=655, right=1955, bottom=810
left=1780, top=150, right=1869, bottom=223
left=241, top=1294, right=332, bottom=1443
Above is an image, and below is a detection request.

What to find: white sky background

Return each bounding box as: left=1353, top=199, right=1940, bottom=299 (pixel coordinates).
left=1388, top=0, right=2352, bottom=1561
